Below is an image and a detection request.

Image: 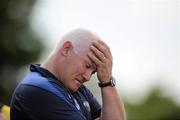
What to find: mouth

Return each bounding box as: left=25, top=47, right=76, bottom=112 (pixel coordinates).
left=75, top=79, right=83, bottom=85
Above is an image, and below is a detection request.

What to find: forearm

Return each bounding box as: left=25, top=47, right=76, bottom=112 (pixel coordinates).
left=88, top=40, right=125, bottom=120
left=100, top=87, right=126, bottom=120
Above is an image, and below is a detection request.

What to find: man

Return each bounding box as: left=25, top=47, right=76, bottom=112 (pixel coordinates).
left=10, top=29, right=125, bottom=120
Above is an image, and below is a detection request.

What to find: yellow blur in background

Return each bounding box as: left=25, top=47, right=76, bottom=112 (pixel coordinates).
left=0, top=104, right=10, bottom=120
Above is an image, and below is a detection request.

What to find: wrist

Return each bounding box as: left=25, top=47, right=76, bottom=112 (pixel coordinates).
left=99, top=76, right=111, bottom=83
left=98, top=76, right=116, bottom=88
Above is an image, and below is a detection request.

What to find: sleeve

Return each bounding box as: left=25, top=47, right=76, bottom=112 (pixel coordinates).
left=11, top=84, right=86, bottom=120
left=80, top=85, right=102, bottom=119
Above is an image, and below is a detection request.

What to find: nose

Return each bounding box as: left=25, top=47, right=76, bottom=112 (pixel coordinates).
left=82, top=70, right=92, bottom=82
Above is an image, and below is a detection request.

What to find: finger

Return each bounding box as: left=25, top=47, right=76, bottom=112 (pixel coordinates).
left=97, top=40, right=112, bottom=57
left=90, top=45, right=106, bottom=62
left=97, top=40, right=109, bottom=50
left=92, top=41, right=112, bottom=59
left=87, top=51, right=101, bottom=66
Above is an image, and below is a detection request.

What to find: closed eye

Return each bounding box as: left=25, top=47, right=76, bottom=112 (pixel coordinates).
left=86, top=64, right=96, bottom=75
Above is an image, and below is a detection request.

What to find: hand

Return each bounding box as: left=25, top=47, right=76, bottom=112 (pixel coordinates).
left=88, top=40, right=113, bottom=83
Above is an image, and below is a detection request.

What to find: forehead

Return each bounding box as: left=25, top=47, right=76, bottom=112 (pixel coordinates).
left=78, top=50, right=90, bottom=62
left=78, top=50, right=96, bottom=68
left=73, top=35, right=98, bottom=53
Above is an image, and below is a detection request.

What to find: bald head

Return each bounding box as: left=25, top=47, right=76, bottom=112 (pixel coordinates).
left=56, top=29, right=101, bottom=54
left=41, top=29, right=102, bottom=91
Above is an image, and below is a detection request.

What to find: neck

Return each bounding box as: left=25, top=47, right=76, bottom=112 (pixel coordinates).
left=40, top=54, right=59, bottom=80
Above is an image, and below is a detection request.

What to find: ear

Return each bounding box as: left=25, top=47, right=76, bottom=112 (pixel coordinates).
left=60, top=41, right=73, bottom=56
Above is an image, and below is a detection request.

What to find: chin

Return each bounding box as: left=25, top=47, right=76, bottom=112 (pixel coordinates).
left=69, top=81, right=81, bottom=92
left=70, top=88, right=78, bottom=92
left=69, top=86, right=79, bottom=92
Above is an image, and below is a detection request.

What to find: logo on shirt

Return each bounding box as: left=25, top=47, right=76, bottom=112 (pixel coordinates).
left=83, top=101, right=91, bottom=112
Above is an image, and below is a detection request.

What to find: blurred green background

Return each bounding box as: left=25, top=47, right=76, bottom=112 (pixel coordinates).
left=0, top=0, right=180, bottom=120
left=0, top=0, right=44, bottom=104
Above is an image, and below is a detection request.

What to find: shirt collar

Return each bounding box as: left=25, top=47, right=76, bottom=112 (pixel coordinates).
left=30, top=64, right=58, bottom=80
left=30, top=64, right=81, bottom=94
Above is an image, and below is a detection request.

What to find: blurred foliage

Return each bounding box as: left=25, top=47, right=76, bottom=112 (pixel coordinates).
left=0, top=0, right=44, bottom=105
left=124, top=87, right=180, bottom=120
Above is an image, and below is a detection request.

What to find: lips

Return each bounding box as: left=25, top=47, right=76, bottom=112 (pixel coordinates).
left=75, top=79, right=83, bottom=85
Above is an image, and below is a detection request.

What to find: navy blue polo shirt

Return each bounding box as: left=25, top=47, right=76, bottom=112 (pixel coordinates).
left=10, top=64, right=101, bottom=120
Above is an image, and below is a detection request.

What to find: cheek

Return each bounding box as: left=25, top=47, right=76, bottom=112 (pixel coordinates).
left=76, top=63, right=86, bottom=75
left=66, top=57, right=86, bottom=76
left=66, top=64, right=81, bottom=78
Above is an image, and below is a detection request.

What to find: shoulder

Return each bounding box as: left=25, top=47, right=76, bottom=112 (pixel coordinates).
left=14, top=72, right=69, bottom=103
left=11, top=72, right=69, bottom=108
left=11, top=74, right=86, bottom=120
left=11, top=84, right=86, bottom=120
